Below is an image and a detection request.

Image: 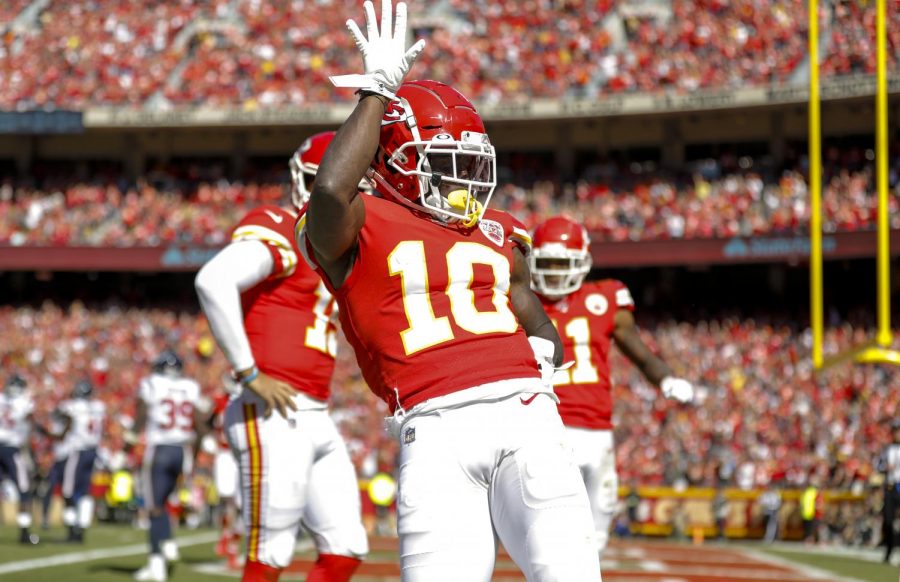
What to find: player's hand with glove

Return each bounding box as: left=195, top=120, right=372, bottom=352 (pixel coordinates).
left=660, top=376, right=694, bottom=403
left=330, top=0, right=426, bottom=100
left=239, top=368, right=298, bottom=419
left=528, top=336, right=558, bottom=390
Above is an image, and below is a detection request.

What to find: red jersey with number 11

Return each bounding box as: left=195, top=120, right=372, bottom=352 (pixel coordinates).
left=298, top=195, right=540, bottom=412
left=232, top=205, right=338, bottom=400
left=541, top=280, right=635, bottom=430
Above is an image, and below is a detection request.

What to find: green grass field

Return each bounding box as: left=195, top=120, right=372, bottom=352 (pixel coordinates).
left=758, top=546, right=900, bottom=582
left=0, top=523, right=897, bottom=581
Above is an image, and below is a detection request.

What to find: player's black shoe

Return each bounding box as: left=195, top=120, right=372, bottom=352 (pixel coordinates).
left=66, top=525, right=84, bottom=543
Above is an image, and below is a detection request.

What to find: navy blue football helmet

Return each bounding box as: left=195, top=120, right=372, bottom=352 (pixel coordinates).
left=72, top=379, right=93, bottom=399
left=152, top=350, right=184, bottom=375
left=4, top=375, right=27, bottom=397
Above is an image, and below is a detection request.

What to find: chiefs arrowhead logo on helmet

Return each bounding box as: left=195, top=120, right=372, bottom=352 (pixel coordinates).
left=530, top=217, right=592, bottom=299
left=368, top=80, right=497, bottom=228
left=382, top=100, right=410, bottom=126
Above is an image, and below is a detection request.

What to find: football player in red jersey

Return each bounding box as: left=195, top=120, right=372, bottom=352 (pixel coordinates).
left=297, top=2, right=600, bottom=580
left=530, top=216, right=694, bottom=558
left=195, top=131, right=369, bottom=582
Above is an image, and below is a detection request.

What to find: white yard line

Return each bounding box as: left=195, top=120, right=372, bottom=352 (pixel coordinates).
left=0, top=531, right=219, bottom=576
left=738, top=546, right=868, bottom=582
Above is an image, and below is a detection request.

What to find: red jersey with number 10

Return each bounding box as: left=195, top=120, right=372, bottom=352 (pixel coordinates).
left=541, top=280, right=635, bottom=430
left=298, top=195, right=540, bottom=412
left=232, top=205, right=337, bottom=400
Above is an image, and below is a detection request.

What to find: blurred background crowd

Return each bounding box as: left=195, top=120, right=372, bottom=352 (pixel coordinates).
left=2, top=301, right=897, bottom=497
left=0, top=0, right=898, bottom=109
left=2, top=145, right=899, bottom=246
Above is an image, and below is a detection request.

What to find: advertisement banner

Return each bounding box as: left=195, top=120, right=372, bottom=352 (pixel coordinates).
left=623, top=487, right=865, bottom=540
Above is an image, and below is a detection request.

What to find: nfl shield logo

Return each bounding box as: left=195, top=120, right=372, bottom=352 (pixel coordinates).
left=479, top=219, right=505, bottom=248
left=403, top=427, right=416, bottom=445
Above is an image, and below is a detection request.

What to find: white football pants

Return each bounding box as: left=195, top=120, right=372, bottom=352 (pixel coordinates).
left=224, top=390, right=368, bottom=568
left=565, top=427, right=617, bottom=556
left=395, top=390, right=601, bottom=582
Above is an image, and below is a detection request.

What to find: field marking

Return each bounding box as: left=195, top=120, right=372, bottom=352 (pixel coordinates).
left=0, top=531, right=218, bottom=576
left=738, top=546, right=867, bottom=582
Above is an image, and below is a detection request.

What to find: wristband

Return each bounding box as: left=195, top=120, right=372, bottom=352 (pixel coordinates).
left=233, top=365, right=259, bottom=385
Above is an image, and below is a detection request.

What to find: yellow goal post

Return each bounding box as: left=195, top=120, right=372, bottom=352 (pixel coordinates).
left=808, top=0, right=899, bottom=370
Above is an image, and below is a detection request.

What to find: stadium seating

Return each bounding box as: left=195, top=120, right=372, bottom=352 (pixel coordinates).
left=2, top=153, right=896, bottom=245
left=0, top=0, right=897, bottom=109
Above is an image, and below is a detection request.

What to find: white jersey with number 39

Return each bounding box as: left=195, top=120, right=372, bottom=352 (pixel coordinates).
left=139, top=374, right=201, bottom=446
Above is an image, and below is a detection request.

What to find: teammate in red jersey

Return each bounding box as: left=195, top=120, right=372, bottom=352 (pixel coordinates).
left=297, top=2, right=600, bottom=580
left=195, top=131, right=368, bottom=582
left=530, top=216, right=695, bottom=558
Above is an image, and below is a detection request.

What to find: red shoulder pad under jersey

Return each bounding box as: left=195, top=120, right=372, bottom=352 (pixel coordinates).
left=479, top=209, right=533, bottom=255
left=231, top=205, right=300, bottom=279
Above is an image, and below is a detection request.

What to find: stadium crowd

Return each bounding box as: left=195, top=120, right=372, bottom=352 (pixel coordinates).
left=2, top=300, right=897, bottom=497
left=0, top=0, right=898, bottom=109
left=2, top=149, right=898, bottom=245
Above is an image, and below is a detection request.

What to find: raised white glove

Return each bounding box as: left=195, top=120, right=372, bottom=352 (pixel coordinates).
left=528, top=336, right=556, bottom=389
left=661, top=376, right=694, bottom=403
left=330, top=0, right=426, bottom=100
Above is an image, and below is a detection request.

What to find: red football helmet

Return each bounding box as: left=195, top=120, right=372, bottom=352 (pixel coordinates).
left=368, top=80, right=497, bottom=227
left=530, top=217, right=592, bottom=298
left=290, top=131, right=371, bottom=207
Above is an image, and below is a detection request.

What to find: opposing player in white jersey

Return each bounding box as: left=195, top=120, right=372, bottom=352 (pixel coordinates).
left=55, top=378, right=106, bottom=543
left=0, top=375, right=39, bottom=544
left=132, top=350, right=206, bottom=582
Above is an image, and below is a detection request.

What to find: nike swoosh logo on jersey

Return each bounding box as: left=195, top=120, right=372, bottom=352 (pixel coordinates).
left=520, top=393, right=539, bottom=405
left=264, top=210, right=284, bottom=224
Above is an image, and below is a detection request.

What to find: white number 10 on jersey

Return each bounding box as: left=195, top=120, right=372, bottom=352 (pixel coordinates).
left=388, top=241, right=519, bottom=355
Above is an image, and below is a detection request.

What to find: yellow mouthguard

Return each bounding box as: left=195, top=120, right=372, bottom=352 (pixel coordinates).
left=446, top=189, right=483, bottom=228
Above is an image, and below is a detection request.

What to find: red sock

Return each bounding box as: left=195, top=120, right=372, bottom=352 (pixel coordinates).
left=242, top=559, right=281, bottom=582
left=305, top=554, right=362, bottom=582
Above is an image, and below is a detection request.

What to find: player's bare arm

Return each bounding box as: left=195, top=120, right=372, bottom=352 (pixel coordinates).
left=191, top=406, right=209, bottom=460
left=612, top=310, right=693, bottom=402
left=510, top=247, right=564, bottom=366
left=44, top=413, right=72, bottom=440
left=305, top=96, right=384, bottom=286
left=133, top=399, right=148, bottom=434
left=612, top=309, right=671, bottom=384
left=308, top=0, right=425, bottom=287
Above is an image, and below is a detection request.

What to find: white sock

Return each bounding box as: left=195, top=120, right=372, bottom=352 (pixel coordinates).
left=16, top=512, right=32, bottom=529
left=149, top=553, right=166, bottom=574
left=595, top=511, right=614, bottom=555
left=77, top=497, right=95, bottom=529
left=63, top=507, right=77, bottom=527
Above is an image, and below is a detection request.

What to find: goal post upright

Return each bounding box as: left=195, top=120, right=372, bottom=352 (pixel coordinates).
left=810, top=0, right=898, bottom=371
left=809, top=0, right=824, bottom=370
